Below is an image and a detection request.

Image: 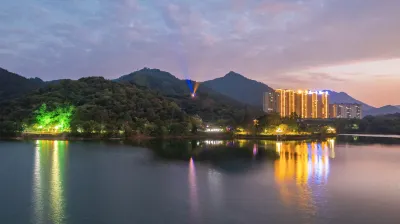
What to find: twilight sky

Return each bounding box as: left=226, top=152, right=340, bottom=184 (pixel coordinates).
left=1, top=0, right=399, bottom=107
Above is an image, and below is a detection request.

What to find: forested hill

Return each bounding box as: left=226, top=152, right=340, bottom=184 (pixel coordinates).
left=203, top=71, right=274, bottom=107
left=117, top=68, right=250, bottom=107
left=117, top=68, right=188, bottom=96
left=0, top=67, right=44, bottom=102
left=117, top=68, right=263, bottom=125
left=0, top=77, right=189, bottom=136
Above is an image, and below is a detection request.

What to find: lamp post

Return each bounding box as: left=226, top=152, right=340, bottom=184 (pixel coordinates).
left=276, top=128, right=283, bottom=140
left=327, top=127, right=335, bottom=133
left=253, top=119, right=259, bottom=126
left=253, top=119, right=259, bottom=136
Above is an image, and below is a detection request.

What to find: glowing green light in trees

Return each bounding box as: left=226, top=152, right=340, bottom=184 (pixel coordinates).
left=30, top=104, right=75, bottom=133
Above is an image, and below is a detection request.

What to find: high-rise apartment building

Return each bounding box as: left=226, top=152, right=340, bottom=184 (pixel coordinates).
left=263, top=89, right=329, bottom=119
left=263, top=92, right=276, bottom=113
left=329, top=103, right=362, bottom=119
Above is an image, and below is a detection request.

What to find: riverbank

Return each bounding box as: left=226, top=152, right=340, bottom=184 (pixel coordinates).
left=339, top=134, right=400, bottom=139
left=235, top=133, right=337, bottom=140
left=1, top=132, right=337, bottom=141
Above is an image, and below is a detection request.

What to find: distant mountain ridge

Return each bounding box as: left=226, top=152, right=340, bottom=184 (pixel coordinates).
left=202, top=72, right=372, bottom=109
left=202, top=71, right=400, bottom=117
left=1, top=66, right=398, bottom=117
left=0, top=67, right=45, bottom=102
left=364, top=105, right=400, bottom=117
left=203, top=71, right=274, bottom=107
left=116, top=68, right=246, bottom=107
left=116, top=68, right=263, bottom=124
left=324, top=90, right=374, bottom=111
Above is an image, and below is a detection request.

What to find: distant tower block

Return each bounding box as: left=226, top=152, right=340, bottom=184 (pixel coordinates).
left=263, top=92, right=277, bottom=113
left=329, top=103, right=362, bottom=119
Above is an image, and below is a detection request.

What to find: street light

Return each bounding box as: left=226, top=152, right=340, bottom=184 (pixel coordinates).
left=276, top=128, right=283, bottom=140
left=253, top=119, right=259, bottom=136
left=253, top=119, right=259, bottom=125
left=327, top=127, right=336, bottom=133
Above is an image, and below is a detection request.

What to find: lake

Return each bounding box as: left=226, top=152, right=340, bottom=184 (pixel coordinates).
left=1, top=136, right=400, bottom=224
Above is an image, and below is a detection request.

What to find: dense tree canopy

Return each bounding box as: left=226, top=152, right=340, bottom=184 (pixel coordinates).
left=26, top=103, right=75, bottom=133
left=0, top=77, right=191, bottom=137
left=334, top=114, right=400, bottom=135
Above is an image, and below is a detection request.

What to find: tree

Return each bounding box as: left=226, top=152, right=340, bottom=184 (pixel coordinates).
left=0, top=77, right=195, bottom=137
left=289, top=112, right=300, bottom=120
left=267, top=112, right=281, bottom=126
left=277, top=124, right=289, bottom=134
left=32, top=103, right=74, bottom=133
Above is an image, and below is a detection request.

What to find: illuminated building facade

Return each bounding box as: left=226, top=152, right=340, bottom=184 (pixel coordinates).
left=264, top=89, right=329, bottom=119
left=329, top=103, right=362, bottom=119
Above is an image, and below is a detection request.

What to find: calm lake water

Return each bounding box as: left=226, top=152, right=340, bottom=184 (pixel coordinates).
left=1, top=137, right=400, bottom=224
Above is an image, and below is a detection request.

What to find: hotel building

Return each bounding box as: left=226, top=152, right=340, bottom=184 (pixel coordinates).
left=329, top=103, right=362, bottom=119
left=263, top=89, right=329, bottom=119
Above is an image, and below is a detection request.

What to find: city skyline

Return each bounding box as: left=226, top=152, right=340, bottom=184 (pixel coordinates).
left=1, top=0, right=400, bottom=107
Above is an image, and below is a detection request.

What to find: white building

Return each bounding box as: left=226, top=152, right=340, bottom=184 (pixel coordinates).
left=330, top=103, right=362, bottom=119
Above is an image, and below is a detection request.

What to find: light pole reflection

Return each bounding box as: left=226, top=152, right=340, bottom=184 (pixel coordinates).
left=207, top=168, right=222, bottom=209
left=328, top=138, right=336, bottom=158
left=188, top=157, right=199, bottom=221
left=33, top=140, right=44, bottom=224
left=32, top=140, right=67, bottom=224
left=50, top=140, right=66, bottom=224
left=253, top=144, right=258, bottom=157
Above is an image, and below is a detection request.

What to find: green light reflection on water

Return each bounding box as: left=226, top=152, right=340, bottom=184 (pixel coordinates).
left=32, top=140, right=67, bottom=224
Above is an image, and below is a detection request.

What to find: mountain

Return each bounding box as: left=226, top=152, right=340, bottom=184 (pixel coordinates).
left=117, top=68, right=263, bottom=125
left=0, top=67, right=45, bottom=101
left=327, top=91, right=400, bottom=116
left=325, top=90, right=375, bottom=111
left=117, top=68, right=188, bottom=96
left=363, top=105, right=400, bottom=117
left=202, top=72, right=376, bottom=113
left=203, top=71, right=274, bottom=107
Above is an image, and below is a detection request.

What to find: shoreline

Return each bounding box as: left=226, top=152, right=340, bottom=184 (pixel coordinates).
left=234, top=133, right=337, bottom=140
left=338, top=134, right=400, bottom=139
left=1, top=133, right=337, bottom=141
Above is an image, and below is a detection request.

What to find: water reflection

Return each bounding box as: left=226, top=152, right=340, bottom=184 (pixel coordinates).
left=188, top=157, right=199, bottom=221
left=338, top=135, right=400, bottom=145
left=203, top=140, right=224, bottom=145
left=32, top=140, right=68, bottom=224
left=252, top=144, right=258, bottom=157
left=33, top=140, right=44, bottom=224
left=274, top=139, right=335, bottom=218
left=207, top=168, right=222, bottom=209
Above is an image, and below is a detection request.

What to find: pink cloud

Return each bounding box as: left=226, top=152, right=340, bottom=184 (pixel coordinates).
left=255, top=1, right=304, bottom=14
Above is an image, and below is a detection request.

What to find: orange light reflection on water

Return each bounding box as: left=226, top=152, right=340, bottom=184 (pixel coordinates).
left=274, top=139, right=335, bottom=216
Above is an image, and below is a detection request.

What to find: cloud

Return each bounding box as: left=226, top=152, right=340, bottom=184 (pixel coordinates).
left=0, top=0, right=399, bottom=106
left=306, top=72, right=347, bottom=82
left=263, top=71, right=346, bottom=89
left=255, top=0, right=305, bottom=14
